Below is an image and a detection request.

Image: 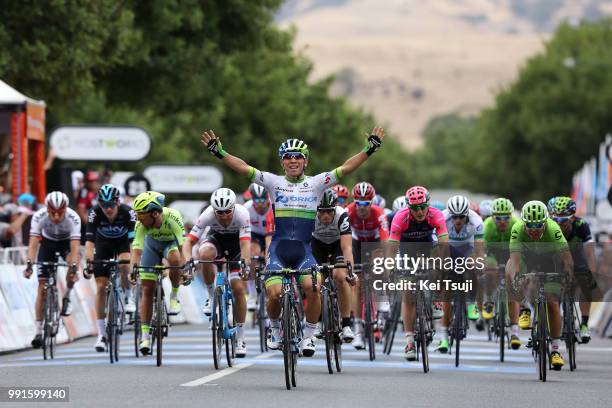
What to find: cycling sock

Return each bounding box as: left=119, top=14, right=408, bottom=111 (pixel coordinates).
left=439, top=326, right=448, bottom=340
left=303, top=321, right=318, bottom=339
left=97, top=319, right=105, bottom=336
left=405, top=332, right=414, bottom=343
left=64, top=288, right=72, bottom=298
left=342, top=317, right=352, bottom=328
left=511, top=324, right=519, bottom=336
left=141, top=324, right=151, bottom=340
left=171, top=287, right=179, bottom=298
left=124, top=287, right=132, bottom=300
left=551, top=338, right=561, bottom=351
left=270, top=319, right=280, bottom=328
left=236, top=323, right=245, bottom=341
left=206, top=284, right=214, bottom=298
left=35, top=320, right=42, bottom=335
left=581, top=315, right=589, bottom=325
left=353, top=318, right=363, bottom=328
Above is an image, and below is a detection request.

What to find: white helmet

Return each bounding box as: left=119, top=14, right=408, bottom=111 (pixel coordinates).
left=45, top=191, right=69, bottom=211
left=392, top=196, right=407, bottom=212
left=372, top=194, right=386, bottom=208
left=211, top=188, right=236, bottom=211
left=447, top=195, right=470, bottom=216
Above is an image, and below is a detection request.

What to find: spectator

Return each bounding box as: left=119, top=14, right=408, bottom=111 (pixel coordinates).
left=77, top=170, right=100, bottom=223
left=0, top=203, right=30, bottom=248
left=71, top=170, right=84, bottom=203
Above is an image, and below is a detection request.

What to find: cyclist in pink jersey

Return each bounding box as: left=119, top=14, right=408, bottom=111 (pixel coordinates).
left=387, top=186, right=449, bottom=360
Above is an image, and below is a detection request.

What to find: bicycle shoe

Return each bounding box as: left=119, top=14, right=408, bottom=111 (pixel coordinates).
left=299, top=337, right=316, bottom=357
left=436, top=338, right=449, bottom=354
left=61, top=297, right=72, bottom=317
left=510, top=334, right=521, bottom=350
left=518, top=308, right=531, bottom=329
left=551, top=351, right=564, bottom=370
left=31, top=334, right=43, bottom=349
left=94, top=335, right=107, bottom=352
left=139, top=338, right=151, bottom=356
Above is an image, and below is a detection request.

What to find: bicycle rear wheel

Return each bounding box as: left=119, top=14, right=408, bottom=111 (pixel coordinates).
left=211, top=288, right=223, bottom=369
left=155, top=284, right=163, bottom=367
left=107, top=288, right=116, bottom=364
left=258, top=290, right=267, bottom=352
left=383, top=297, right=400, bottom=355
left=282, top=293, right=293, bottom=390
left=563, top=300, right=577, bottom=371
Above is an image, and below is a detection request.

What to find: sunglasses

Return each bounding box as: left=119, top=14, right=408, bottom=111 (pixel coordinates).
left=355, top=200, right=371, bottom=207
left=282, top=152, right=305, bottom=160
left=318, top=208, right=335, bottom=213
left=215, top=209, right=234, bottom=215
left=253, top=198, right=267, bottom=204
left=525, top=221, right=544, bottom=229
left=553, top=215, right=572, bottom=223
left=409, top=203, right=429, bottom=211
left=100, top=201, right=118, bottom=209
left=337, top=197, right=347, bottom=204
left=494, top=215, right=510, bottom=222
left=48, top=209, right=66, bottom=216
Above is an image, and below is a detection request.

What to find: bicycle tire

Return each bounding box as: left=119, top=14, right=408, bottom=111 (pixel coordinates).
left=282, top=292, right=293, bottom=390
left=538, top=300, right=547, bottom=382
left=453, top=294, right=463, bottom=367
left=107, top=288, right=116, bottom=364
left=225, top=294, right=235, bottom=368
left=564, top=300, right=577, bottom=371
left=418, top=294, right=429, bottom=373
left=364, top=284, right=376, bottom=361
left=156, top=283, right=163, bottom=367
left=212, top=288, right=223, bottom=369
left=42, top=287, right=52, bottom=360
left=384, top=297, right=400, bottom=355
left=322, top=290, right=334, bottom=374
left=332, top=295, right=342, bottom=373
left=258, top=290, right=267, bottom=352
left=498, top=296, right=506, bottom=362
left=133, top=281, right=141, bottom=358
left=115, top=289, right=123, bottom=362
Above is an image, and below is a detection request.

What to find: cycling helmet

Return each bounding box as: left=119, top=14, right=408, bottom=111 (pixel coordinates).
left=479, top=200, right=493, bottom=218
left=551, top=196, right=576, bottom=217
left=132, top=191, right=165, bottom=213
left=45, top=191, right=69, bottom=211
left=97, top=184, right=120, bottom=203
left=319, top=188, right=338, bottom=210
left=405, top=186, right=430, bottom=205
left=352, top=182, right=376, bottom=201
left=85, top=170, right=99, bottom=182
left=249, top=183, right=268, bottom=200
left=521, top=200, right=548, bottom=223
left=469, top=202, right=480, bottom=214
left=447, top=195, right=470, bottom=216
left=392, top=196, right=407, bottom=212
left=372, top=194, right=386, bottom=208
left=492, top=198, right=514, bottom=215
left=332, top=184, right=349, bottom=199
left=278, top=138, right=309, bottom=159
left=17, top=193, right=36, bottom=207
left=211, top=188, right=236, bottom=211
left=546, top=197, right=557, bottom=214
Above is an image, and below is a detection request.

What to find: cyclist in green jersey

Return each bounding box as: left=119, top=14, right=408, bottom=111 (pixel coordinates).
left=129, top=191, right=187, bottom=355
left=507, top=201, right=574, bottom=370
left=483, top=198, right=522, bottom=348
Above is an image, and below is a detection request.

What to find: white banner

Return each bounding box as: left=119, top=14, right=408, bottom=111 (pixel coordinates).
left=50, top=126, right=151, bottom=161
left=169, top=200, right=207, bottom=225
left=144, top=165, right=223, bottom=193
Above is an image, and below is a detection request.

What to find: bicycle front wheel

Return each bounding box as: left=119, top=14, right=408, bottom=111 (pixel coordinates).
left=282, top=292, right=294, bottom=390
left=155, top=284, right=163, bottom=367
left=211, top=289, right=223, bottom=369
left=133, top=281, right=142, bottom=358
left=258, top=290, right=268, bottom=352
left=364, top=284, right=376, bottom=361
left=225, top=294, right=235, bottom=368
left=538, top=300, right=547, bottom=382
left=107, top=288, right=116, bottom=364
left=322, top=290, right=334, bottom=374
left=497, top=295, right=506, bottom=362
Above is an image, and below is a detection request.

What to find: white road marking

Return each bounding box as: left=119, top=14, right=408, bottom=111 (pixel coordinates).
left=180, top=353, right=273, bottom=387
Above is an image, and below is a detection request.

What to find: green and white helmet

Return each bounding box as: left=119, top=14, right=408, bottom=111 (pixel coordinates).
left=278, top=138, right=309, bottom=159
left=492, top=198, right=514, bottom=215
left=521, top=200, right=548, bottom=223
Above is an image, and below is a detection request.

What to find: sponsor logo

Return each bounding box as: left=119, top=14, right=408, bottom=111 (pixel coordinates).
left=275, top=193, right=318, bottom=204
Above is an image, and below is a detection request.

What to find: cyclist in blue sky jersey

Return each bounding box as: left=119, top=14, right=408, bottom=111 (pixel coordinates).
left=201, top=127, right=384, bottom=356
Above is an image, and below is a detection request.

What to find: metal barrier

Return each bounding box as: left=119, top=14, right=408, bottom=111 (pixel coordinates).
left=0, top=246, right=28, bottom=265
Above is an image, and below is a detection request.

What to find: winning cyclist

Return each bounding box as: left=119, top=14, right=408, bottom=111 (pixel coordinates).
left=84, top=184, right=137, bottom=352
left=483, top=197, right=522, bottom=349
left=507, top=201, right=573, bottom=370
left=130, top=191, right=187, bottom=355
left=548, top=196, right=597, bottom=343
left=201, top=126, right=384, bottom=356
left=182, top=188, right=251, bottom=357
left=311, top=188, right=356, bottom=342
left=23, top=192, right=82, bottom=348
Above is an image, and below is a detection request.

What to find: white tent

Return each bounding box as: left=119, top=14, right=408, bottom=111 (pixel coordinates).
left=0, top=79, right=45, bottom=106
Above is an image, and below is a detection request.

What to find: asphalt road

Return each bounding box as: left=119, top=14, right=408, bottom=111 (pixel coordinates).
left=2, top=319, right=611, bottom=408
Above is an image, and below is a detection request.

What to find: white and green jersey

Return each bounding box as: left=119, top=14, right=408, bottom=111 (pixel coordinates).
left=248, top=167, right=342, bottom=242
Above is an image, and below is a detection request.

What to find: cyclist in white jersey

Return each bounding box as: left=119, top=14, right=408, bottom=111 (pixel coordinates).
left=23, top=192, right=82, bottom=349
left=182, top=188, right=251, bottom=357
left=201, top=126, right=384, bottom=357
left=243, top=183, right=272, bottom=310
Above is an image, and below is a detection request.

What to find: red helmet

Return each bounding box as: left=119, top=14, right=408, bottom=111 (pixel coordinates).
left=331, top=184, right=349, bottom=199
left=352, top=182, right=375, bottom=201
left=406, top=186, right=430, bottom=205
left=85, top=170, right=99, bottom=182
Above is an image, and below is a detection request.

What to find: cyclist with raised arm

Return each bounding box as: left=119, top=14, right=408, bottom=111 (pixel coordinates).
left=84, top=184, right=137, bottom=352
left=548, top=196, right=597, bottom=343
left=129, top=191, right=186, bottom=355
left=483, top=198, right=522, bottom=349
left=311, top=188, right=356, bottom=342
left=387, top=186, right=448, bottom=359
left=331, top=184, right=350, bottom=209
left=23, top=192, right=82, bottom=348
left=201, top=126, right=384, bottom=357
left=243, top=183, right=272, bottom=310
left=182, top=188, right=251, bottom=357
left=346, top=181, right=389, bottom=349
left=507, top=201, right=573, bottom=370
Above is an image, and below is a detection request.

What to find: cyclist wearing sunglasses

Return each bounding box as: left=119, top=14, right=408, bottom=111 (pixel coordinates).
left=182, top=188, right=251, bottom=357
left=387, top=185, right=448, bottom=359
left=331, top=184, right=350, bottom=208
left=201, top=127, right=384, bottom=357
left=311, top=189, right=356, bottom=342
left=130, top=191, right=187, bottom=355
left=441, top=195, right=485, bottom=337
left=83, top=184, right=137, bottom=352
left=23, top=191, right=82, bottom=349
left=548, top=196, right=597, bottom=343
left=483, top=197, right=523, bottom=348
left=243, top=183, right=271, bottom=310
left=507, top=200, right=574, bottom=370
